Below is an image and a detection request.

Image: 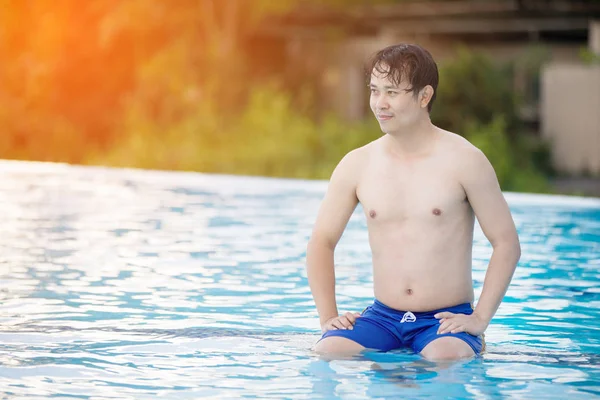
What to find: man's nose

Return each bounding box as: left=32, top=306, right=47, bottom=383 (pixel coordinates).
left=376, top=95, right=389, bottom=109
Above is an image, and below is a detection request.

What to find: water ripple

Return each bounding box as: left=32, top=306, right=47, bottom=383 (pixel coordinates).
left=0, top=161, right=599, bottom=399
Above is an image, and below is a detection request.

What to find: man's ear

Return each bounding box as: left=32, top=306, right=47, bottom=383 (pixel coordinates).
left=420, top=86, right=434, bottom=108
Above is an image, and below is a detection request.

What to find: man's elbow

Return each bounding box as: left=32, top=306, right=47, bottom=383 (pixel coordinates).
left=511, top=232, right=522, bottom=261
left=307, top=234, right=336, bottom=252
left=306, top=236, right=336, bottom=273
left=492, top=235, right=521, bottom=264
left=511, top=241, right=522, bottom=267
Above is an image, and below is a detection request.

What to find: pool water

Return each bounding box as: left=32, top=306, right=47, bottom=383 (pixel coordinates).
left=0, top=160, right=598, bottom=399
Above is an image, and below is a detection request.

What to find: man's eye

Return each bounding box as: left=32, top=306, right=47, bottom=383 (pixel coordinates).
left=388, top=91, right=397, bottom=96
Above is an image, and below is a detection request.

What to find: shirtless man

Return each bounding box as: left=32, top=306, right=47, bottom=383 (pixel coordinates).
left=306, top=44, right=521, bottom=361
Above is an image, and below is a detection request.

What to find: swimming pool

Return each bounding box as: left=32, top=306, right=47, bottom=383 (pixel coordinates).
left=0, top=160, right=598, bottom=399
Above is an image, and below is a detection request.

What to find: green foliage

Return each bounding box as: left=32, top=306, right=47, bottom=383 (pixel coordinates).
left=432, top=46, right=552, bottom=193
left=465, top=117, right=550, bottom=193
left=91, top=40, right=554, bottom=193
left=578, top=47, right=600, bottom=65
left=431, top=46, right=521, bottom=135
left=0, top=0, right=307, bottom=164
left=0, top=1, right=555, bottom=194
left=90, top=84, right=381, bottom=179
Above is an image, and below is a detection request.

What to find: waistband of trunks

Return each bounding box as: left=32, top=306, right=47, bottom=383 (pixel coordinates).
left=372, top=299, right=473, bottom=317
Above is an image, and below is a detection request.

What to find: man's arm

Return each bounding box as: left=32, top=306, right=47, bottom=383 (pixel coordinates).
left=437, top=147, right=521, bottom=335
left=306, top=150, right=361, bottom=330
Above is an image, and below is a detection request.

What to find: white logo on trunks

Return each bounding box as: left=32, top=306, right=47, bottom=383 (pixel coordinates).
left=401, top=311, right=416, bottom=323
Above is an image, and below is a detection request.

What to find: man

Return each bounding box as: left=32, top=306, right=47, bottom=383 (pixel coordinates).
left=306, top=43, right=521, bottom=361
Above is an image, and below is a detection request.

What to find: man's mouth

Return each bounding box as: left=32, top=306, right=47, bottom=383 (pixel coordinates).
left=377, top=114, right=393, bottom=121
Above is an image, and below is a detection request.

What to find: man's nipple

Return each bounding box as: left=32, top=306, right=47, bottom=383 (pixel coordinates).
left=369, top=210, right=377, bottom=218
left=432, top=208, right=442, bottom=216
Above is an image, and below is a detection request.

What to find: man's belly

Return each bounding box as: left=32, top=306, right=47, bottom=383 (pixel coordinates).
left=373, top=270, right=474, bottom=312
left=370, top=239, right=474, bottom=312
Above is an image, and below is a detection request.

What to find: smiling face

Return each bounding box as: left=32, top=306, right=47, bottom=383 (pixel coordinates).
left=369, top=66, right=431, bottom=134
left=365, top=44, right=439, bottom=135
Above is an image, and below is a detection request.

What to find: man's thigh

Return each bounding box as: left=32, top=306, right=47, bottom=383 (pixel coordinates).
left=314, top=336, right=365, bottom=356
left=420, top=336, right=475, bottom=361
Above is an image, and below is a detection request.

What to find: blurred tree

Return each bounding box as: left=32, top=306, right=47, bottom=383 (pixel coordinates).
left=0, top=0, right=135, bottom=161
left=98, top=0, right=305, bottom=119
left=0, top=0, right=552, bottom=195
left=431, top=46, right=522, bottom=137
left=0, top=0, right=394, bottom=163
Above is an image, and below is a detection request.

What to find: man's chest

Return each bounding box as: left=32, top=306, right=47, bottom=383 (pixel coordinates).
left=356, top=163, right=468, bottom=223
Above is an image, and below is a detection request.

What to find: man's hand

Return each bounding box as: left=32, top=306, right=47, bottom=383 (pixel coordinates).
left=321, top=312, right=361, bottom=333
left=435, top=311, right=488, bottom=336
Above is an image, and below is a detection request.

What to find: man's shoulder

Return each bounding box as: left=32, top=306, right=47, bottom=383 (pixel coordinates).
left=338, top=138, right=379, bottom=168
left=331, top=139, right=379, bottom=186
left=439, top=129, right=486, bottom=165
left=438, top=129, right=495, bottom=186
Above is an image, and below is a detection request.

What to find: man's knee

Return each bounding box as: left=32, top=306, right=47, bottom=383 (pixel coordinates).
left=314, top=336, right=365, bottom=356
left=420, top=337, right=475, bottom=361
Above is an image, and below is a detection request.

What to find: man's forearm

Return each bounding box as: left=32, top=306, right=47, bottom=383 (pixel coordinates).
left=306, top=240, right=338, bottom=325
left=474, top=241, right=521, bottom=324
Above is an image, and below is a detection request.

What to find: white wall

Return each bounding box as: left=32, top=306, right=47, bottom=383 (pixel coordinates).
left=541, top=64, right=600, bottom=175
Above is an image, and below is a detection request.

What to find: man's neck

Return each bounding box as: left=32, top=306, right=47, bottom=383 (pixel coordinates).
left=384, top=118, right=439, bottom=158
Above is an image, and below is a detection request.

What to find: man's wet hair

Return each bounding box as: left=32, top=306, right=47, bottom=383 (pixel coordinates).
left=366, top=43, right=439, bottom=112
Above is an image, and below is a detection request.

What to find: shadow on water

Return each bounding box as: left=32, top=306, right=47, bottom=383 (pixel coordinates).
left=305, top=348, right=600, bottom=399
left=305, top=350, right=489, bottom=398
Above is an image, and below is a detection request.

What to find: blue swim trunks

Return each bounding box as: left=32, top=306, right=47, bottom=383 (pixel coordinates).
left=319, top=299, right=485, bottom=354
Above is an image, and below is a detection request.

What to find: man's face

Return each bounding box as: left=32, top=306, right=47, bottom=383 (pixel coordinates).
left=369, top=68, right=423, bottom=133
